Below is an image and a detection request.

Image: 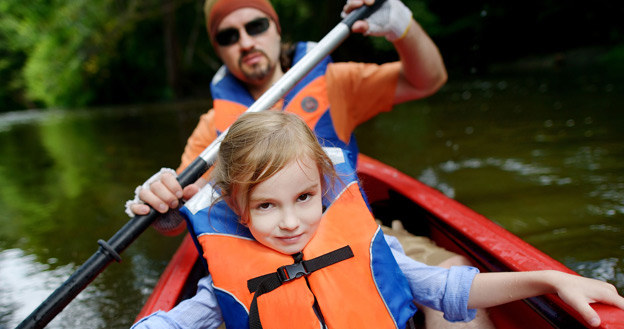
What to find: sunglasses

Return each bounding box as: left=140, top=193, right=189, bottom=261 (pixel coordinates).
left=215, top=17, right=271, bottom=47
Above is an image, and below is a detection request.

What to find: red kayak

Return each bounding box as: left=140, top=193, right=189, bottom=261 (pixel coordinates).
left=135, top=154, right=624, bottom=328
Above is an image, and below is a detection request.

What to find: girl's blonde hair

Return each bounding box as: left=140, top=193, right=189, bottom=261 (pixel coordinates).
left=211, top=111, right=337, bottom=223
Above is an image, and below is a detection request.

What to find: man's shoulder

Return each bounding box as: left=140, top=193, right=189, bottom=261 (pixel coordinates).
left=326, top=61, right=396, bottom=84
left=326, top=61, right=397, bottom=74
left=325, top=61, right=361, bottom=82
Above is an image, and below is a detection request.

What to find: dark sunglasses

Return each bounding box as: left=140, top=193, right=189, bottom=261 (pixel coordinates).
left=215, top=17, right=271, bottom=47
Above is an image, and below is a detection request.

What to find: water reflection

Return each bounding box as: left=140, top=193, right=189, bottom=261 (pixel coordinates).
left=356, top=67, right=624, bottom=297
left=0, top=248, right=105, bottom=328
left=0, top=102, right=200, bottom=328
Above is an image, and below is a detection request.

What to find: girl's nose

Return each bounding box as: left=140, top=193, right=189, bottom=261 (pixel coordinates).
left=278, top=210, right=299, bottom=231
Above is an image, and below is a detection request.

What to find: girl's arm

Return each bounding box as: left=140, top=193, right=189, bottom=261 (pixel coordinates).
left=131, top=275, right=223, bottom=329
left=469, top=270, right=624, bottom=327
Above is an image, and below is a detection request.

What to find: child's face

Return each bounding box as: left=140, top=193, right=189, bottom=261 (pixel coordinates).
left=244, top=156, right=323, bottom=255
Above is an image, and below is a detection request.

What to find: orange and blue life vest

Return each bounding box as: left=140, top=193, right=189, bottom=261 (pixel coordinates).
left=209, top=41, right=360, bottom=168
left=180, top=148, right=418, bottom=328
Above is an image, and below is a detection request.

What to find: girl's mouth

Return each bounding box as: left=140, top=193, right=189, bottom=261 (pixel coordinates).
left=277, top=234, right=303, bottom=244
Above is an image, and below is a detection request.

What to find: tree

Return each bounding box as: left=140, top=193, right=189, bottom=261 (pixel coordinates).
left=1, top=0, right=622, bottom=110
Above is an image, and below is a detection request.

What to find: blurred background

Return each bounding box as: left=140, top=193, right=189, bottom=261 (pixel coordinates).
left=1, top=1, right=623, bottom=328
left=1, top=0, right=622, bottom=110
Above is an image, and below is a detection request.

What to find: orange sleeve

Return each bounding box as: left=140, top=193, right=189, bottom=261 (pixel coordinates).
left=177, top=110, right=217, bottom=179
left=326, top=61, right=400, bottom=142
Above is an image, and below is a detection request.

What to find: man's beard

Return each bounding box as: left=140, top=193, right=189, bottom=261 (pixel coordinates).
left=239, top=49, right=274, bottom=82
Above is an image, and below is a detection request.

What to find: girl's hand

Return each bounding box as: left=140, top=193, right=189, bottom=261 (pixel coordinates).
left=125, top=170, right=204, bottom=216
left=553, top=274, right=624, bottom=327
left=469, top=270, right=624, bottom=328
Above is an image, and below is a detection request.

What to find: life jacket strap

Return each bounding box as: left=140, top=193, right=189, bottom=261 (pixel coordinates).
left=247, top=245, right=354, bottom=329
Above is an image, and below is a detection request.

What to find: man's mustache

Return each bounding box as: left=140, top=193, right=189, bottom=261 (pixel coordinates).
left=239, top=49, right=267, bottom=66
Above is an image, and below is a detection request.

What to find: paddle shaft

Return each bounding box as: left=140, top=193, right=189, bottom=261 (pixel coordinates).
left=15, top=2, right=385, bottom=329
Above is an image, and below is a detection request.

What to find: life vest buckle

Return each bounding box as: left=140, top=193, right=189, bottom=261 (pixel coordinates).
left=277, top=261, right=309, bottom=282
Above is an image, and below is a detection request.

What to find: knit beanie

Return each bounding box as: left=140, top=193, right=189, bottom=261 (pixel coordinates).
left=204, top=0, right=281, bottom=48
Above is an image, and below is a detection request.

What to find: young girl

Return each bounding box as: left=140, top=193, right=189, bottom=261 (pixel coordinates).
left=132, top=111, right=624, bottom=329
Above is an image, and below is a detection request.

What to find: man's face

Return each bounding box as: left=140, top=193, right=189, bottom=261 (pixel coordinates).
left=215, top=8, right=282, bottom=87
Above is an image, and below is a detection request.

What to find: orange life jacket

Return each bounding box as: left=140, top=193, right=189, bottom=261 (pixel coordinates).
left=209, top=41, right=360, bottom=168
left=181, top=149, right=417, bottom=328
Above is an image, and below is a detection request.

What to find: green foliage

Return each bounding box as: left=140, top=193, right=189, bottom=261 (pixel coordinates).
left=20, top=0, right=165, bottom=108
left=24, top=32, right=90, bottom=106
left=0, top=0, right=167, bottom=109
left=0, top=0, right=623, bottom=110
left=0, top=2, right=43, bottom=109
left=600, top=44, right=624, bottom=70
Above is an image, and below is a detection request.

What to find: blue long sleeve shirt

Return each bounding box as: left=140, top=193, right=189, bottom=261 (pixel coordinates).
left=131, top=235, right=478, bottom=329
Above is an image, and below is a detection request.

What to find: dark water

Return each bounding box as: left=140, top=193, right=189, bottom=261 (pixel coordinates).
left=1, top=68, right=623, bottom=328
left=0, top=103, right=201, bottom=328
left=358, top=67, right=624, bottom=293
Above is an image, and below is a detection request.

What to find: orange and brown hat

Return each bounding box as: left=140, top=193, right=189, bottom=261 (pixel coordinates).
left=204, top=0, right=281, bottom=48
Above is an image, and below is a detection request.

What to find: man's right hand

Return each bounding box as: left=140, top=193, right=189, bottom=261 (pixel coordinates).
left=343, top=0, right=413, bottom=42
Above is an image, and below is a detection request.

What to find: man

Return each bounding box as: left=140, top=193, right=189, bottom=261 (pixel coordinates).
left=129, top=0, right=446, bottom=227
left=127, top=0, right=494, bottom=327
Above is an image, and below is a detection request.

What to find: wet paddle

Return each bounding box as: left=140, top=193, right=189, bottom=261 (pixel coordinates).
left=15, top=2, right=386, bottom=329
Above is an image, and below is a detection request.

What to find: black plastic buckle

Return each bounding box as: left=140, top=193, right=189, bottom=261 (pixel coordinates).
left=277, top=261, right=309, bottom=282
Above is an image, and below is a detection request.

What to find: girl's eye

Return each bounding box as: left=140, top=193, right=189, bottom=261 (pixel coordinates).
left=298, top=193, right=311, bottom=202
left=257, top=202, right=272, bottom=210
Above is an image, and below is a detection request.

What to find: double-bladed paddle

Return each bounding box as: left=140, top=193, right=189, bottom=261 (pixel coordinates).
left=16, top=1, right=386, bottom=328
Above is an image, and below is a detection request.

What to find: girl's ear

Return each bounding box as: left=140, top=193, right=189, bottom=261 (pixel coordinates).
left=224, top=196, right=250, bottom=226
left=239, top=217, right=250, bottom=227
left=224, top=196, right=240, bottom=215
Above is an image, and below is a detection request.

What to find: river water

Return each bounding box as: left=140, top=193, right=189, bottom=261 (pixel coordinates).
left=1, top=66, right=623, bottom=328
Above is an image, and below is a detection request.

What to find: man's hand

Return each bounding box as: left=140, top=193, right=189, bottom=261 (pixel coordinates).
left=342, top=0, right=413, bottom=41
